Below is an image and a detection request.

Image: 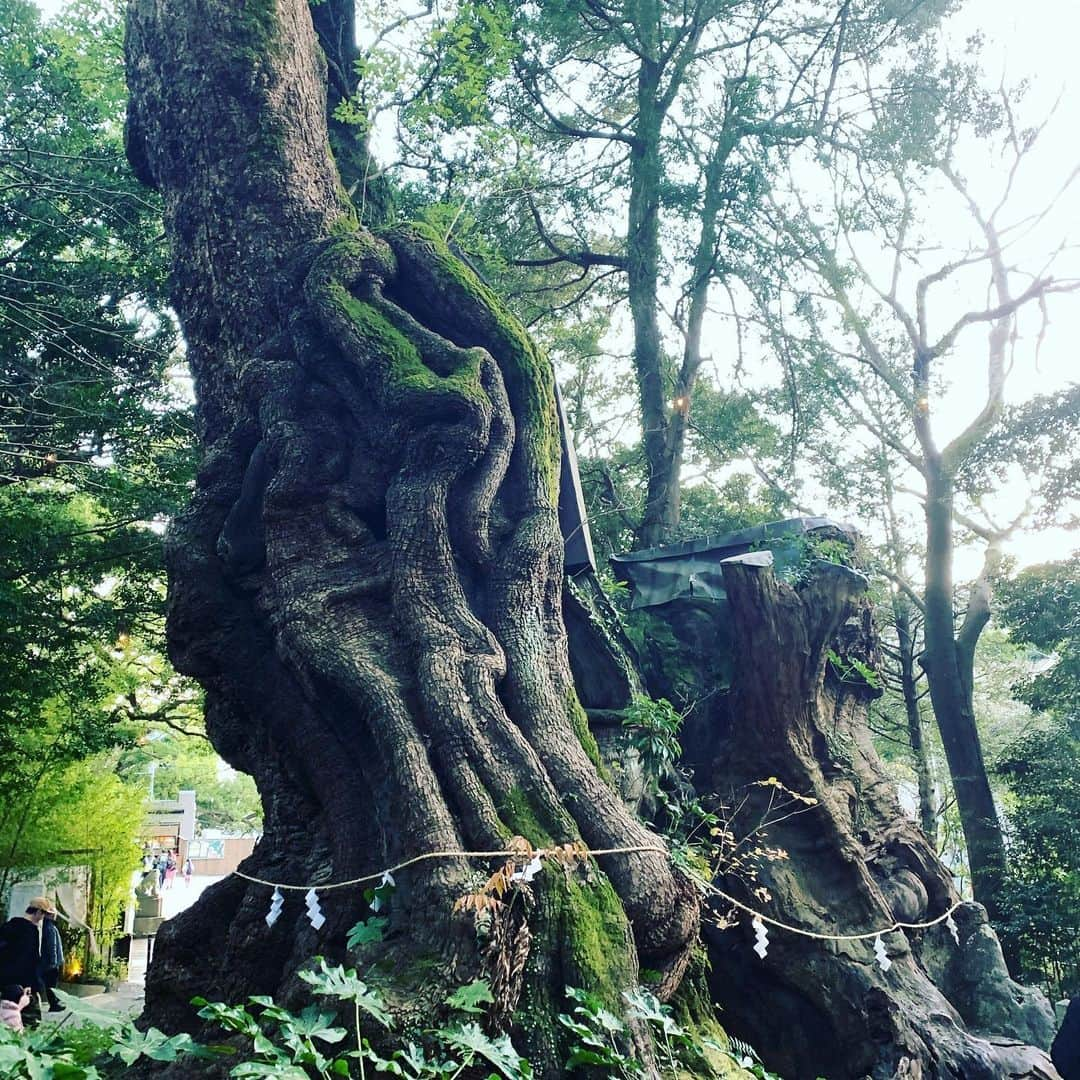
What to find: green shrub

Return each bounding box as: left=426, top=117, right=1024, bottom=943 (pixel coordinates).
left=0, top=972, right=778, bottom=1079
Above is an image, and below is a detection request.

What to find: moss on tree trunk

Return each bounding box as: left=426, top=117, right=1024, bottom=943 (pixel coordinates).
left=124, top=1, right=698, bottom=1074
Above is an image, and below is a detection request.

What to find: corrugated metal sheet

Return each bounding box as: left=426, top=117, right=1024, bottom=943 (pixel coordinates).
left=610, top=516, right=856, bottom=609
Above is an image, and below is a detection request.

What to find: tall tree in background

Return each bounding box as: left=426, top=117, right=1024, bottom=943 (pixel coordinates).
left=124, top=0, right=699, bottom=1067
left=998, top=554, right=1080, bottom=719
left=872, top=449, right=940, bottom=845
left=0, top=0, right=183, bottom=488
left=390, top=0, right=953, bottom=547
left=764, top=64, right=1080, bottom=924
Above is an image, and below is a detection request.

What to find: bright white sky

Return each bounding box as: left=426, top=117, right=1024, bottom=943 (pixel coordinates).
left=908, top=1, right=1080, bottom=572
left=33, top=0, right=1079, bottom=572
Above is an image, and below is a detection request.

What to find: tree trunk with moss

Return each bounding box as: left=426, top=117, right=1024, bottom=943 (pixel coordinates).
left=678, top=554, right=1055, bottom=1079
left=124, top=2, right=698, bottom=1073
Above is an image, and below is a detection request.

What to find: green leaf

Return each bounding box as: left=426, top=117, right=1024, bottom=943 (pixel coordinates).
left=196, top=999, right=262, bottom=1037
left=251, top=1032, right=285, bottom=1060
left=53, top=988, right=127, bottom=1030
left=623, top=987, right=684, bottom=1037
left=107, top=1026, right=204, bottom=1066
left=230, top=1063, right=312, bottom=1079
left=440, top=1023, right=531, bottom=1080
left=298, top=958, right=394, bottom=1029
left=45, top=1061, right=98, bottom=1080
left=566, top=1047, right=617, bottom=1069
left=346, top=915, right=388, bottom=949
left=394, top=1041, right=430, bottom=1072
left=0, top=1044, right=31, bottom=1068
left=280, top=1004, right=347, bottom=1045
left=444, top=978, right=495, bottom=1014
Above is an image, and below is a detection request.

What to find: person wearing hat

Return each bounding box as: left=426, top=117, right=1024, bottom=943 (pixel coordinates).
left=0, top=897, right=54, bottom=1027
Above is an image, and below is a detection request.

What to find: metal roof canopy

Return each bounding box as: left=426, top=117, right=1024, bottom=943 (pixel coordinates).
left=610, top=516, right=856, bottom=609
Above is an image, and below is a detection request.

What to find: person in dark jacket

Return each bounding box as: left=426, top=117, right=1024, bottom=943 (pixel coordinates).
left=0, top=897, right=52, bottom=1028
left=1053, top=997, right=1080, bottom=1080
left=38, top=909, right=64, bottom=1013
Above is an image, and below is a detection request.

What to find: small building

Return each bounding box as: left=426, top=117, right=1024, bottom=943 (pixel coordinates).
left=140, top=789, right=196, bottom=864
left=186, top=832, right=257, bottom=877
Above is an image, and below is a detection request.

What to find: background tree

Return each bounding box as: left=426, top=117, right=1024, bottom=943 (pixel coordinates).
left=0, top=0, right=188, bottom=739
left=380, top=0, right=954, bottom=547
left=994, top=556, right=1080, bottom=995
left=758, top=61, right=1080, bottom=922
left=0, top=0, right=184, bottom=486
left=0, top=0, right=204, bottom=923
left=994, top=716, right=1079, bottom=1000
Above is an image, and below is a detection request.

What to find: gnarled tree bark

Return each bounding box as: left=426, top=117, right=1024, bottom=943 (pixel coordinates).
left=124, top=1, right=697, bottom=1073
left=673, top=554, right=1055, bottom=1079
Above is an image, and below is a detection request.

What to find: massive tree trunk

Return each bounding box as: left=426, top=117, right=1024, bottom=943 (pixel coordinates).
left=660, top=553, right=1056, bottom=1079
left=124, top=2, right=698, bottom=1072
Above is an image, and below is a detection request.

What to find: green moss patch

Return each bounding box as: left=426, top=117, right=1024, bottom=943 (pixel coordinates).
left=497, top=785, right=557, bottom=848
left=384, top=224, right=562, bottom=501
left=565, top=687, right=612, bottom=781
left=324, top=279, right=487, bottom=419
left=512, top=867, right=639, bottom=1070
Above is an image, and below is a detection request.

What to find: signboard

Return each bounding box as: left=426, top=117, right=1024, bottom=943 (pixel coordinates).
left=188, top=838, right=225, bottom=860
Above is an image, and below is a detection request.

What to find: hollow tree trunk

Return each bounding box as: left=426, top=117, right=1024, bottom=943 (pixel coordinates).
left=921, top=472, right=1007, bottom=922
left=124, top=2, right=697, bottom=1072
left=688, top=553, right=1055, bottom=1079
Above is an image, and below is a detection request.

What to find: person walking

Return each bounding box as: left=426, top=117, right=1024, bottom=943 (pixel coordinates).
left=183, top=857, right=193, bottom=886
left=163, top=851, right=177, bottom=890
left=0, top=897, right=53, bottom=1027
left=38, top=909, right=64, bottom=1013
